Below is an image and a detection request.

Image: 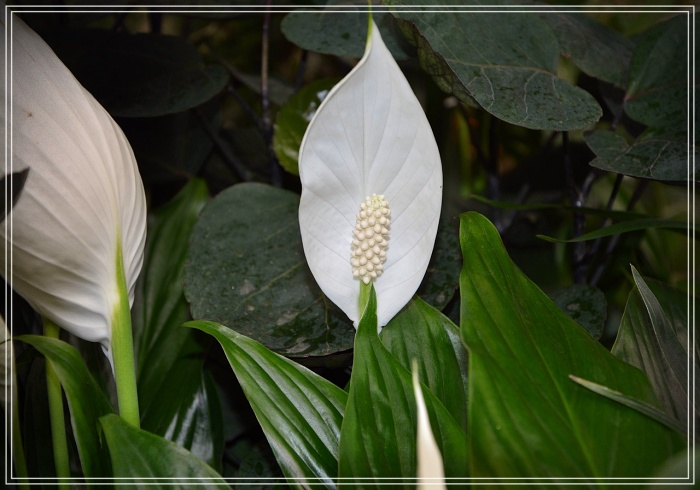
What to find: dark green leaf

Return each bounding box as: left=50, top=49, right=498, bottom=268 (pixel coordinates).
left=537, top=217, right=690, bottom=243
left=100, top=413, right=227, bottom=487
left=22, top=357, right=57, bottom=477
left=281, top=6, right=412, bottom=60
left=612, top=267, right=695, bottom=435
left=339, top=287, right=468, bottom=485
left=2, top=168, right=29, bottom=222
left=18, top=336, right=113, bottom=478
left=548, top=284, right=607, bottom=339
left=183, top=183, right=355, bottom=357
left=186, top=320, right=346, bottom=488
left=624, top=14, right=692, bottom=130
left=386, top=3, right=602, bottom=130
left=585, top=129, right=695, bottom=182
left=459, top=212, right=683, bottom=478
left=273, top=79, right=337, bottom=176
left=540, top=11, right=634, bottom=88
left=45, top=29, right=228, bottom=117
left=381, top=297, right=469, bottom=433
left=416, top=217, right=460, bottom=310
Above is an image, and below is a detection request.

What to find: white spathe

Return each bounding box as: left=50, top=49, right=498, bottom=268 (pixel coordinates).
left=413, top=365, right=446, bottom=489
left=0, top=12, right=146, bottom=356
left=298, top=19, right=442, bottom=328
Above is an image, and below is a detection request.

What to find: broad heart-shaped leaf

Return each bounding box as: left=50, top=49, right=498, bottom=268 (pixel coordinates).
left=99, top=413, right=227, bottom=487
left=273, top=79, right=337, bottom=176
left=380, top=297, right=469, bottom=433
left=338, top=287, right=468, bottom=486
left=459, top=212, right=683, bottom=480
left=298, top=19, right=442, bottom=329
left=539, top=11, right=634, bottom=88
left=584, top=129, right=695, bottom=182
left=17, top=335, right=113, bottom=478
left=183, top=182, right=356, bottom=357
left=624, top=14, right=692, bottom=130
left=385, top=2, right=602, bottom=130
left=44, top=29, right=228, bottom=117
left=612, top=268, right=696, bottom=436
left=185, top=320, right=347, bottom=489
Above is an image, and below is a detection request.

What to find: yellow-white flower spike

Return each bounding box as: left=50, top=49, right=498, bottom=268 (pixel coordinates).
left=351, top=194, right=390, bottom=285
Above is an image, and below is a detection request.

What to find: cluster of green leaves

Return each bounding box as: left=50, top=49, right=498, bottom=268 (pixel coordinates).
left=8, top=2, right=695, bottom=488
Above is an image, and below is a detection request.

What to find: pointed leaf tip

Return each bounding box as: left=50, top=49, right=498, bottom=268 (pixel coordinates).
left=298, top=19, right=442, bottom=329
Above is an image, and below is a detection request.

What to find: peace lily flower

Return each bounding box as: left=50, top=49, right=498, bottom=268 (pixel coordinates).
left=413, top=363, right=446, bottom=489
left=0, top=13, right=146, bottom=368
left=298, top=18, right=442, bottom=329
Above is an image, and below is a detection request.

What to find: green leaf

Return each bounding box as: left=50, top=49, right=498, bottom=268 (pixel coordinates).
left=18, top=336, right=113, bottom=478
left=537, top=217, right=690, bottom=243
left=134, top=179, right=209, bottom=418
left=100, top=413, right=227, bottom=486
left=584, top=129, right=695, bottom=182
left=273, top=79, right=337, bottom=176
left=338, top=287, right=468, bottom=485
left=612, top=267, right=695, bottom=435
left=416, top=218, right=461, bottom=311
left=186, top=320, right=346, bottom=488
left=45, top=29, right=228, bottom=117
left=459, top=212, right=683, bottom=479
left=281, top=6, right=411, bottom=60
left=548, top=284, right=607, bottom=340
left=385, top=2, right=602, bottom=130
left=183, top=183, right=355, bottom=357
left=380, top=297, right=469, bottom=433
left=624, top=14, right=691, bottom=130
left=539, top=11, right=634, bottom=88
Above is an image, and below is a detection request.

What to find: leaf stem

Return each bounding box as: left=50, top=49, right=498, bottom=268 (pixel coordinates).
left=43, top=319, right=70, bottom=489
left=111, top=239, right=140, bottom=428
left=358, top=281, right=371, bottom=322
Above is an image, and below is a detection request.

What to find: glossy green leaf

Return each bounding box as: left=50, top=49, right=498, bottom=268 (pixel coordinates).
left=459, top=212, right=683, bottom=479
left=281, top=6, right=411, bottom=60
left=380, top=297, right=469, bottom=433
left=537, top=216, right=690, bottom=243
left=45, top=29, right=228, bottom=117
left=100, top=413, right=226, bottom=486
left=18, top=335, right=113, bottom=478
left=273, top=79, right=337, bottom=176
left=612, top=268, right=695, bottom=435
left=540, top=11, right=634, bottom=88
left=585, top=129, right=694, bottom=182
left=183, top=182, right=356, bottom=357
left=385, top=2, right=602, bottom=130
left=548, top=284, right=607, bottom=340
left=338, top=287, right=468, bottom=485
left=134, top=179, right=209, bottom=417
left=186, top=320, right=347, bottom=488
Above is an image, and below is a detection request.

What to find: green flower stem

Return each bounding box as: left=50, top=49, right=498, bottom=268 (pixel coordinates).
left=111, top=239, right=140, bottom=428
left=43, top=319, right=70, bottom=489
left=358, top=281, right=372, bottom=321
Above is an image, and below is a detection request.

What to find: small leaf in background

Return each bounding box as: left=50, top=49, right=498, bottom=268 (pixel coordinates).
left=612, top=267, right=696, bottom=436
left=386, top=2, right=602, bottom=130
left=44, top=29, right=228, bottom=117
left=339, top=287, right=468, bottom=486
left=537, top=215, right=691, bottom=243
left=18, top=336, right=113, bottom=478
left=281, top=6, right=412, bottom=60
left=416, top=218, right=461, bottom=311
left=186, top=320, right=347, bottom=489
left=381, top=297, right=469, bottom=433
left=273, top=79, right=337, bottom=176
left=548, top=284, right=607, bottom=340
left=459, top=212, right=683, bottom=479
left=183, top=183, right=356, bottom=357
left=540, top=11, right=634, bottom=88
left=100, top=413, right=227, bottom=487
left=2, top=167, right=29, bottom=222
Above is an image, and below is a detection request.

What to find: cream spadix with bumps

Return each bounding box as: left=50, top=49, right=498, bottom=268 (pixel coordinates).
left=298, top=19, right=442, bottom=329
left=0, top=12, right=146, bottom=359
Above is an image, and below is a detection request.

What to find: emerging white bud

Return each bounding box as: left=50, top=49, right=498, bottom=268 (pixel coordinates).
left=351, top=194, right=390, bottom=284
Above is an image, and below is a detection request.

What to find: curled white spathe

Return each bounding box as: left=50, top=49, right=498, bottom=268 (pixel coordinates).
left=413, top=363, right=446, bottom=489
left=0, top=12, right=146, bottom=356
left=298, top=19, right=442, bottom=329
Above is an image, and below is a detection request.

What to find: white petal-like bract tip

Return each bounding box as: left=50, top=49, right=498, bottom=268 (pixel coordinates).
left=413, top=363, right=446, bottom=489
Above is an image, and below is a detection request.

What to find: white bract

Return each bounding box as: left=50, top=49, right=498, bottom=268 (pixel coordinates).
left=0, top=12, right=146, bottom=359
left=413, top=365, right=446, bottom=489
left=298, top=19, right=442, bottom=328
